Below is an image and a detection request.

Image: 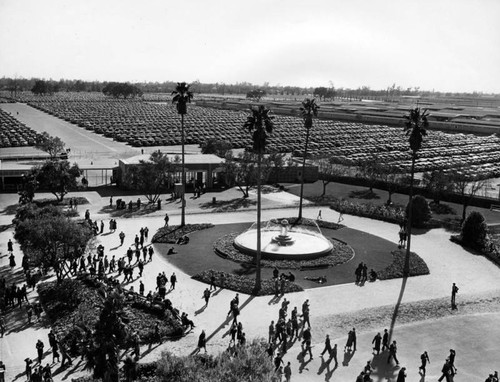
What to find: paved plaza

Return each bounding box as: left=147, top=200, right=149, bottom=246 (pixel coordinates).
left=1, top=187, right=500, bottom=381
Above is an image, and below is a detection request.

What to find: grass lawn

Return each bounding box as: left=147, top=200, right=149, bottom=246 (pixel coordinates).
left=284, top=180, right=500, bottom=225
left=154, top=221, right=427, bottom=291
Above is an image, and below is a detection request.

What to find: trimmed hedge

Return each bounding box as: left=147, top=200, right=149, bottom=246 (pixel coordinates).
left=192, top=269, right=303, bottom=296
left=152, top=223, right=214, bottom=243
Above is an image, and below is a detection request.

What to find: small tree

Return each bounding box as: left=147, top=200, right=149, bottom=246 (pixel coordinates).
left=317, top=159, right=349, bottom=197
left=35, top=132, right=66, bottom=160
left=200, top=138, right=232, bottom=158
left=406, top=195, right=431, bottom=228
left=124, top=151, right=179, bottom=203
left=422, top=169, right=451, bottom=204
left=448, top=168, right=486, bottom=222
left=221, top=151, right=275, bottom=198
left=14, top=205, right=93, bottom=280
left=461, top=211, right=488, bottom=249
left=32, top=160, right=82, bottom=201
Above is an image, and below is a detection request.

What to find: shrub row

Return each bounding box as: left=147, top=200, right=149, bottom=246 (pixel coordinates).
left=151, top=223, right=214, bottom=243
left=192, top=269, right=303, bottom=296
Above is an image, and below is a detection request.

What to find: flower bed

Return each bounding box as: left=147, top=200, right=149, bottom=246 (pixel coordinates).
left=377, top=249, right=430, bottom=280
left=192, top=269, right=303, bottom=296
left=38, top=276, right=183, bottom=355
left=214, top=232, right=353, bottom=270
left=152, top=223, right=214, bottom=243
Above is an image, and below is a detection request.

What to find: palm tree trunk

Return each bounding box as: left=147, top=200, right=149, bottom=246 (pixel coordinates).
left=298, top=127, right=310, bottom=220
left=255, top=152, right=262, bottom=292
left=404, top=154, right=416, bottom=276
left=181, top=113, right=186, bottom=227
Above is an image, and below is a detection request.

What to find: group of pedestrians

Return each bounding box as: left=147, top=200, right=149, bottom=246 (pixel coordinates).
left=354, top=263, right=376, bottom=284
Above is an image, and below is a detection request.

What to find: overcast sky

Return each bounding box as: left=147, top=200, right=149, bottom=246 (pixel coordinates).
left=1, top=0, right=499, bottom=93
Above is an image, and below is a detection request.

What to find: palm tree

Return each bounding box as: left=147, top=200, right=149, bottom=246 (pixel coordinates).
left=244, top=105, right=274, bottom=292
left=403, top=107, right=428, bottom=275
left=171, top=82, right=194, bottom=226
left=298, top=98, right=319, bottom=220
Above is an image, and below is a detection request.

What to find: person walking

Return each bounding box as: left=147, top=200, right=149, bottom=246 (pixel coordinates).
left=36, top=339, right=45, bottom=364
left=329, top=343, right=338, bottom=365
left=284, top=362, right=292, bottom=382
left=451, top=283, right=459, bottom=309
left=9, top=253, right=16, bottom=269
left=269, top=320, right=275, bottom=343
left=170, top=272, right=177, bottom=290
left=164, top=213, right=169, bottom=227
left=197, top=330, right=207, bottom=353
left=317, top=209, right=322, bottom=220
left=419, top=351, right=430, bottom=375
left=448, top=349, right=457, bottom=376
left=203, top=288, right=211, bottom=306
left=387, top=340, right=399, bottom=365
left=321, top=334, right=332, bottom=357
left=372, top=332, right=382, bottom=354
left=397, top=366, right=407, bottom=382
left=119, top=231, right=125, bottom=246
left=7, top=239, right=13, bottom=253
left=438, top=359, right=452, bottom=382
left=382, top=328, right=389, bottom=351
left=302, top=299, right=310, bottom=328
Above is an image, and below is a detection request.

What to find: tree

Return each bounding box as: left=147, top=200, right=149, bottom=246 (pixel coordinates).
left=448, top=168, right=486, bottom=222
left=31, top=80, right=58, bottom=95
left=313, top=87, right=334, bottom=101
left=298, top=98, right=319, bottom=219
left=172, top=82, right=194, bottom=227
left=403, top=107, right=428, bottom=275
left=357, top=159, right=381, bottom=193
left=102, top=82, right=142, bottom=98
left=422, top=169, right=451, bottom=204
left=35, top=132, right=66, bottom=159
left=317, top=159, right=349, bottom=197
left=405, top=195, right=431, bottom=228
left=18, top=173, right=38, bottom=204
left=85, top=290, right=128, bottom=382
left=32, top=160, right=82, bottom=201
left=377, top=163, right=402, bottom=205
left=124, top=151, right=179, bottom=203
left=222, top=150, right=275, bottom=198
left=461, top=211, right=488, bottom=249
left=243, top=105, right=274, bottom=293
left=200, top=138, right=232, bottom=158
left=14, top=205, right=93, bottom=281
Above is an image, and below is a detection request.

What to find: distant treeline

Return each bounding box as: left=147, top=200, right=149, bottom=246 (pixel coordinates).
left=1, top=76, right=498, bottom=99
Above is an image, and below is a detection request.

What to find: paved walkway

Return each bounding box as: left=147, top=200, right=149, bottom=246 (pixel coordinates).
left=1, top=188, right=500, bottom=381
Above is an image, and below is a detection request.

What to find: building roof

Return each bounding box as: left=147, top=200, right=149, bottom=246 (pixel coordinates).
left=121, top=153, right=224, bottom=166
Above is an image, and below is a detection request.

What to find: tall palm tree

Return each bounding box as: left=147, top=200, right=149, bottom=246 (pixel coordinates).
left=172, top=82, right=193, bottom=226
left=298, top=98, right=319, bottom=220
left=403, top=107, right=428, bottom=275
left=244, top=105, right=274, bottom=292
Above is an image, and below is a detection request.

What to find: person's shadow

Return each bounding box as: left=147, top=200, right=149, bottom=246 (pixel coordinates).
left=342, top=349, right=355, bottom=366
left=297, top=351, right=313, bottom=373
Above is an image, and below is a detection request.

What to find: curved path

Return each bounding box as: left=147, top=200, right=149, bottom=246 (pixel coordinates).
left=1, top=189, right=500, bottom=380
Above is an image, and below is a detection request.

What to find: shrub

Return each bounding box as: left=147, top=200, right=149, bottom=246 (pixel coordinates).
left=406, top=195, right=431, bottom=228
left=156, top=339, right=274, bottom=381
left=461, top=211, right=488, bottom=249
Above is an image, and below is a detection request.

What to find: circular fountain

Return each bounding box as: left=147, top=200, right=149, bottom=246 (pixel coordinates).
left=233, top=218, right=334, bottom=260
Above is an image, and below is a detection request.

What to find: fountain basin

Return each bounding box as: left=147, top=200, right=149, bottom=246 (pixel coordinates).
left=234, top=229, right=333, bottom=260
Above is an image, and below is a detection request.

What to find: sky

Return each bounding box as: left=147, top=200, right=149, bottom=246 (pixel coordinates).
left=1, top=0, right=499, bottom=94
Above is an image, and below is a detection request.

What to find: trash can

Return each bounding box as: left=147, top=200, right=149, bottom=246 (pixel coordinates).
left=212, top=197, right=217, bottom=204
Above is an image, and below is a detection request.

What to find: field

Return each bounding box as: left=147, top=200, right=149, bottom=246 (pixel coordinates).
left=2, top=92, right=500, bottom=179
